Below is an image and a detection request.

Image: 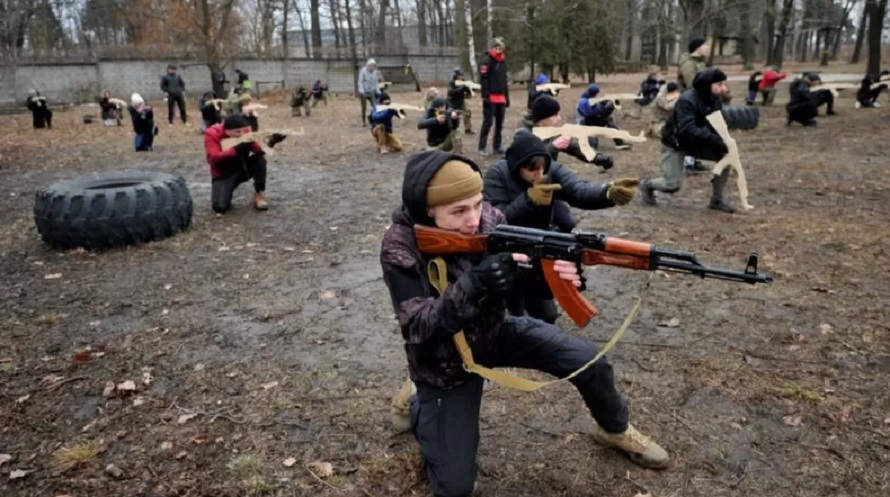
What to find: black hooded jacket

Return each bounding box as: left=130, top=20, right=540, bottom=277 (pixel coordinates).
left=483, top=130, right=614, bottom=233
left=417, top=106, right=460, bottom=146
left=661, top=68, right=727, bottom=161
left=379, top=151, right=509, bottom=389
left=447, top=76, right=472, bottom=108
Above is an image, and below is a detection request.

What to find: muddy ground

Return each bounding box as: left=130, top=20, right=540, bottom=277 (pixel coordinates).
left=1, top=67, right=889, bottom=497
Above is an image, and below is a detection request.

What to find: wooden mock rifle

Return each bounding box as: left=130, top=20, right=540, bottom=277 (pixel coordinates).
left=706, top=110, right=753, bottom=211
left=220, top=128, right=305, bottom=155
left=532, top=124, right=646, bottom=160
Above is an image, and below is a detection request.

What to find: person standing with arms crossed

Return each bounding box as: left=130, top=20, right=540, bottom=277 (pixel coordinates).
left=161, top=64, right=187, bottom=126
left=478, top=38, right=509, bottom=156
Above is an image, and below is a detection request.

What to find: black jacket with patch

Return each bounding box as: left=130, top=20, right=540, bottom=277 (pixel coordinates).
left=418, top=106, right=460, bottom=147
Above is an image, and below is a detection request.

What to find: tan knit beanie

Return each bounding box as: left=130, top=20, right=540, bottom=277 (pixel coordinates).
left=426, top=160, right=483, bottom=207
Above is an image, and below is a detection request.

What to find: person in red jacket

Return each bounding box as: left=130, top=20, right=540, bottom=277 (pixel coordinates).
left=204, top=115, right=271, bottom=213
left=478, top=38, right=510, bottom=156
left=758, top=66, right=787, bottom=106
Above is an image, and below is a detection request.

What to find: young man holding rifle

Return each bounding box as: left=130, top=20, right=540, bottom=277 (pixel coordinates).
left=381, top=150, right=668, bottom=497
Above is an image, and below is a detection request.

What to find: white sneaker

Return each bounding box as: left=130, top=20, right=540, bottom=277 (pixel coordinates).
left=874, top=102, right=882, bottom=108
left=855, top=101, right=862, bottom=109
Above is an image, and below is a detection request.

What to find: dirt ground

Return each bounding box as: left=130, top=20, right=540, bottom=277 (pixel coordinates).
left=1, top=69, right=889, bottom=497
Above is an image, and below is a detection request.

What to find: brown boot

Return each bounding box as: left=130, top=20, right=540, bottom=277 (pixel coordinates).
left=390, top=378, right=416, bottom=434
left=253, top=192, right=268, bottom=210
left=592, top=423, right=669, bottom=469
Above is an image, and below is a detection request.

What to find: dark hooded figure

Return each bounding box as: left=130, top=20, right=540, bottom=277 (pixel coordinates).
left=639, top=68, right=735, bottom=213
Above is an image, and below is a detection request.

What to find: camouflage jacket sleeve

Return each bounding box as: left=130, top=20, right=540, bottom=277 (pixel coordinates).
left=380, top=223, right=483, bottom=345
left=679, top=60, right=697, bottom=90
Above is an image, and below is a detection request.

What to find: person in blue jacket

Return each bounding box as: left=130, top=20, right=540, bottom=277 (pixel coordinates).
left=576, top=84, right=631, bottom=150
left=128, top=93, right=158, bottom=152
left=370, top=92, right=403, bottom=154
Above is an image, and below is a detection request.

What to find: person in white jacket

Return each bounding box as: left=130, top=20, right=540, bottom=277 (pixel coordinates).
left=358, top=58, right=384, bottom=126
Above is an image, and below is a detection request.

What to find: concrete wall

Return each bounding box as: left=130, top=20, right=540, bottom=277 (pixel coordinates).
left=0, top=55, right=459, bottom=106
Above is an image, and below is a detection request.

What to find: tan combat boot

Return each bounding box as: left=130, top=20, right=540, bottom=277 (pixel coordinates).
left=592, top=423, right=669, bottom=469
left=253, top=192, right=268, bottom=210
left=390, top=378, right=416, bottom=434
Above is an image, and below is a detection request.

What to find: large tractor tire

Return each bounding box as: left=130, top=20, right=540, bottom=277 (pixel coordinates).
left=34, top=171, right=193, bottom=250
left=721, top=106, right=760, bottom=130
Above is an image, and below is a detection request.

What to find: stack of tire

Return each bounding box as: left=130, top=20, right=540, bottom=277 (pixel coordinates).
left=34, top=171, right=193, bottom=250
left=721, top=106, right=759, bottom=130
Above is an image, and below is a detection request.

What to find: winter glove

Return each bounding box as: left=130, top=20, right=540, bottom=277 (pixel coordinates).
left=527, top=183, right=562, bottom=206
left=265, top=133, right=287, bottom=148
left=234, top=141, right=253, bottom=157
left=714, top=137, right=729, bottom=156
left=606, top=178, right=640, bottom=206
left=604, top=100, right=616, bottom=111
left=458, top=253, right=519, bottom=300
left=593, top=154, right=614, bottom=170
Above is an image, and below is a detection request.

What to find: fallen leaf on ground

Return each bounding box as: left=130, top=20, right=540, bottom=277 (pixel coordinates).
left=116, top=380, right=136, bottom=392
left=283, top=457, right=297, bottom=467
left=633, top=493, right=654, bottom=497
left=160, top=441, right=173, bottom=451
left=9, top=469, right=31, bottom=479
left=15, top=394, right=30, bottom=404
left=132, top=396, right=145, bottom=407
left=44, top=273, right=62, bottom=280
left=658, top=317, right=681, bottom=328
left=819, top=323, right=834, bottom=335
left=102, top=381, right=115, bottom=397
left=307, top=461, right=334, bottom=477
left=174, top=451, right=187, bottom=459
left=261, top=381, right=279, bottom=390
left=177, top=413, right=197, bottom=424
left=783, top=414, right=803, bottom=427
left=194, top=363, right=205, bottom=372
left=0, top=454, right=11, bottom=465
left=840, top=405, right=853, bottom=423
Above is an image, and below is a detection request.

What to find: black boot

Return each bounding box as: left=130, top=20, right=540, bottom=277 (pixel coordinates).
left=708, top=170, right=735, bottom=213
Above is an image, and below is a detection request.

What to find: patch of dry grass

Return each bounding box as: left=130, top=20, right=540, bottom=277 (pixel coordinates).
left=50, top=440, right=102, bottom=474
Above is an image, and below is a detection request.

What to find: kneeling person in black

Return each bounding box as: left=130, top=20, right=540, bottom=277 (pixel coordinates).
left=204, top=115, right=278, bottom=213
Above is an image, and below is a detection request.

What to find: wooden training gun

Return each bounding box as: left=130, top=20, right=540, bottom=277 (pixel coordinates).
left=454, top=80, right=482, bottom=97
left=221, top=128, right=305, bottom=155
left=589, top=93, right=641, bottom=110
left=536, top=83, right=571, bottom=96
left=706, top=110, right=753, bottom=210
left=532, top=124, right=646, bottom=160
left=375, top=103, right=427, bottom=118
left=416, top=224, right=773, bottom=328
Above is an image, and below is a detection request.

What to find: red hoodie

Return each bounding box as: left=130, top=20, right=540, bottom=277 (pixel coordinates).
left=204, top=123, right=262, bottom=178
left=759, top=71, right=787, bottom=91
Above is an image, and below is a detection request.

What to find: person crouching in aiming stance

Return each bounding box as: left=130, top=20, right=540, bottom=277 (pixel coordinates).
left=483, top=131, right=637, bottom=323
left=370, top=92, right=403, bottom=154
left=26, top=89, right=53, bottom=129
left=204, top=115, right=278, bottom=213
left=128, top=93, right=157, bottom=152
left=381, top=150, right=668, bottom=497
left=639, top=68, right=735, bottom=213
left=522, top=95, right=614, bottom=169
left=418, top=96, right=462, bottom=153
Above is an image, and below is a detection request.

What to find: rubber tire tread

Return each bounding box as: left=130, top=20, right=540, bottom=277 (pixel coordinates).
left=721, top=106, right=760, bottom=130
left=34, top=171, right=193, bottom=250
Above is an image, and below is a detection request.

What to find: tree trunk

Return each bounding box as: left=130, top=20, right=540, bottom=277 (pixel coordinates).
left=625, top=0, right=635, bottom=60
left=343, top=0, right=359, bottom=93
left=310, top=0, right=322, bottom=58
left=418, top=0, right=427, bottom=47
left=211, top=65, right=227, bottom=98
left=455, top=0, right=471, bottom=73
left=358, top=0, right=369, bottom=56
left=772, top=0, right=794, bottom=68
left=486, top=0, right=492, bottom=43
left=283, top=0, right=289, bottom=58
left=329, top=0, right=341, bottom=55
left=376, top=0, right=389, bottom=46
left=436, top=0, right=445, bottom=50
left=465, top=0, right=478, bottom=75
left=681, top=0, right=706, bottom=39
left=393, top=0, right=404, bottom=49
left=866, top=0, right=888, bottom=75
left=740, top=0, right=752, bottom=68
left=764, top=0, right=776, bottom=64
left=851, top=4, right=867, bottom=63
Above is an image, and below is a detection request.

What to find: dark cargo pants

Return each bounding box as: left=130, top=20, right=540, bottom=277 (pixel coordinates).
left=409, top=316, right=629, bottom=497
left=211, top=154, right=267, bottom=213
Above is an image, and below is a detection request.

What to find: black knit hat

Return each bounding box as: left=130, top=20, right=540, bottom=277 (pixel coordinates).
left=667, top=82, right=679, bottom=92
left=531, top=95, right=561, bottom=122
left=431, top=96, right=447, bottom=108
left=506, top=130, right=552, bottom=175
left=688, top=37, right=706, bottom=53
left=224, top=115, right=249, bottom=130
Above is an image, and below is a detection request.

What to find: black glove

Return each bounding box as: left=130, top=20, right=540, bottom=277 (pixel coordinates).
left=458, top=253, right=518, bottom=300
left=604, top=100, right=615, bottom=110
left=234, top=141, right=253, bottom=157
left=657, top=80, right=667, bottom=86
left=714, top=138, right=729, bottom=156
left=265, top=133, right=287, bottom=148
left=593, top=154, right=614, bottom=170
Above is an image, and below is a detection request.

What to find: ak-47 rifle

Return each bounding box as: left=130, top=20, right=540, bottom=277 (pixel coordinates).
left=532, top=124, right=646, bottom=160
left=376, top=103, right=427, bottom=118
left=454, top=80, right=482, bottom=97
left=536, top=83, right=571, bottom=96
left=416, top=224, right=773, bottom=327
left=706, top=110, right=753, bottom=210
left=241, top=103, right=269, bottom=116
left=589, top=93, right=641, bottom=110
left=221, top=128, right=305, bottom=155
left=108, top=98, right=128, bottom=109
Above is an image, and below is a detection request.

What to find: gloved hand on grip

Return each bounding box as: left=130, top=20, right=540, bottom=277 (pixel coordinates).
left=458, top=253, right=519, bottom=300
left=234, top=141, right=253, bottom=157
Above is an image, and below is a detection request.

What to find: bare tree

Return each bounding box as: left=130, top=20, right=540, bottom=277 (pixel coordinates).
left=864, top=0, right=888, bottom=74
left=310, top=0, right=322, bottom=58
